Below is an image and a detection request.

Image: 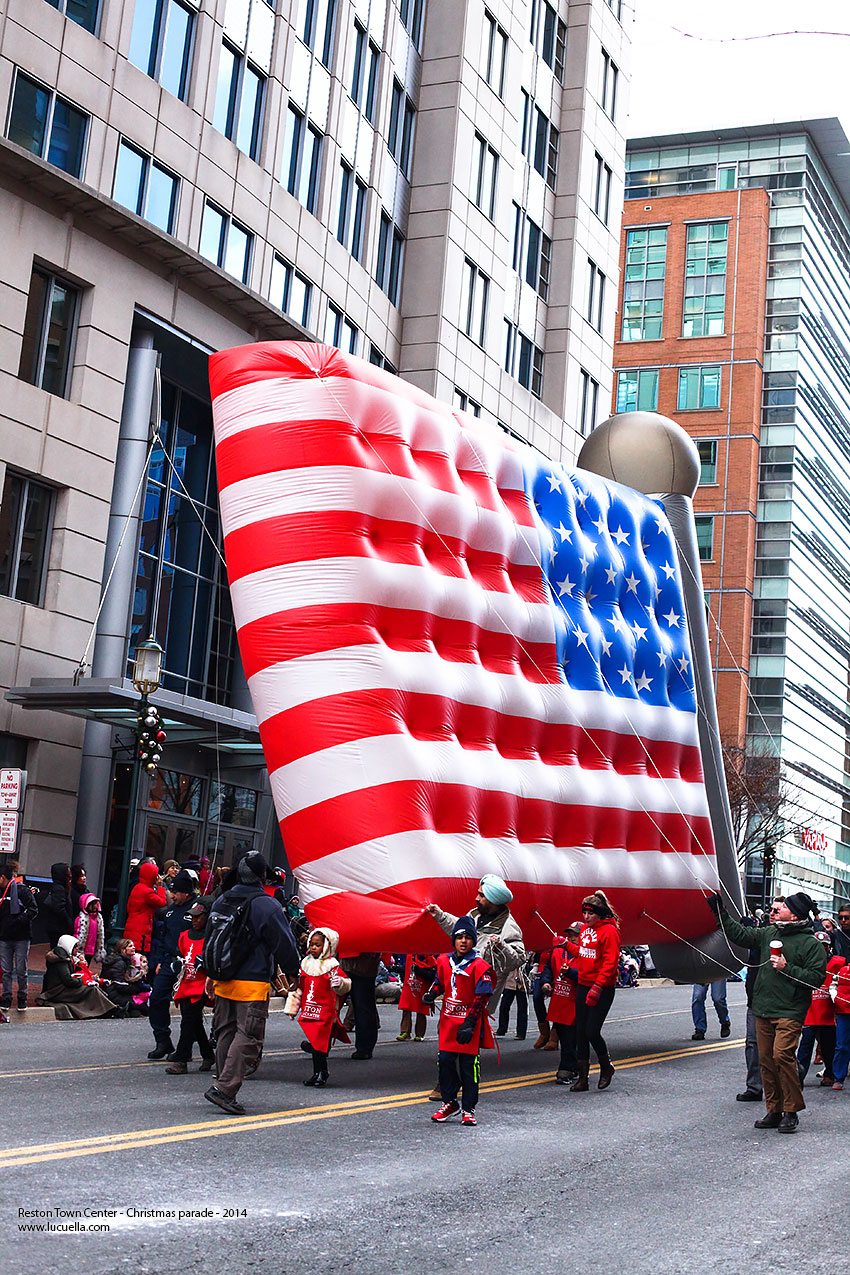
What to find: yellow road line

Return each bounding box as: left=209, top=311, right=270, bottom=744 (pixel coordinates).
left=0, top=1039, right=743, bottom=1169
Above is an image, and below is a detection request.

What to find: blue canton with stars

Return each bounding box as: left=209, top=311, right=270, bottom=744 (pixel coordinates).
left=527, top=463, right=697, bottom=714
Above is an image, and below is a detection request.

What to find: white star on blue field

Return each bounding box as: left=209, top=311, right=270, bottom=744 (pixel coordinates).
left=528, top=464, right=696, bottom=714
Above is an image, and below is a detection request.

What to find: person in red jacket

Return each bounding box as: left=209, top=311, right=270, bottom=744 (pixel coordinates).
left=422, top=917, right=495, bottom=1126
left=397, top=954, right=436, bottom=1041
left=165, top=898, right=215, bottom=1074
left=291, top=927, right=351, bottom=1087
left=796, top=934, right=842, bottom=1088
left=123, top=861, right=167, bottom=957
left=566, top=890, right=621, bottom=1092
left=541, top=922, right=582, bottom=1085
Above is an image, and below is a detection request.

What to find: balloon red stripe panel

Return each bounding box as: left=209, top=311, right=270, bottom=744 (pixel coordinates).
left=278, top=780, right=714, bottom=869
left=258, top=689, right=706, bottom=784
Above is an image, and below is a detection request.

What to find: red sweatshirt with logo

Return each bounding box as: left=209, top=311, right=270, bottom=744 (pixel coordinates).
left=568, top=918, right=621, bottom=988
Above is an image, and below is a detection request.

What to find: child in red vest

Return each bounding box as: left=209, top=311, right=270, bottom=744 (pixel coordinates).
left=397, top=954, right=437, bottom=1041
left=797, top=934, right=843, bottom=1087
left=290, top=928, right=351, bottom=1087
left=165, top=898, right=215, bottom=1074
left=541, top=922, right=582, bottom=1085
left=423, top=917, right=495, bottom=1126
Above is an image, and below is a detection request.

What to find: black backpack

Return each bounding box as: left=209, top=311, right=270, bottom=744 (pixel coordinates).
left=203, top=890, right=261, bottom=980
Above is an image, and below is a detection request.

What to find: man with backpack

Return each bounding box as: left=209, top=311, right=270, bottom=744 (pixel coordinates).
left=203, top=852, right=299, bottom=1115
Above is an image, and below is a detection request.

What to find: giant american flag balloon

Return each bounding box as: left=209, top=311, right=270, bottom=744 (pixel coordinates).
left=209, top=343, right=720, bottom=953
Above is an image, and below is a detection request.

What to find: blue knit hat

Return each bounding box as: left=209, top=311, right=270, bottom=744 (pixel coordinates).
left=451, top=916, right=478, bottom=944
left=479, top=874, right=513, bottom=905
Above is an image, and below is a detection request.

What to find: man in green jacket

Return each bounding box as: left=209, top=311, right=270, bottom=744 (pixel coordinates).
left=707, top=890, right=826, bottom=1133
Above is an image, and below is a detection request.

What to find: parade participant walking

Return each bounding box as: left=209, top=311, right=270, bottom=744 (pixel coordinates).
left=796, top=933, right=842, bottom=1087
left=423, top=917, right=495, bottom=1126
left=73, top=893, right=107, bottom=971
left=145, top=870, right=197, bottom=1060
left=165, top=898, right=215, bottom=1074
left=42, top=862, right=73, bottom=949
left=566, top=891, right=621, bottom=1092
left=0, top=861, right=38, bottom=1012
left=540, top=922, right=582, bottom=1085
left=124, top=862, right=167, bottom=960
left=690, top=978, right=731, bottom=1041
left=829, top=948, right=850, bottom=1090
left=339, top=952, right=382, bottom=1059
left=708, top=891, right=827, bottom=1131
left=289, top=927, right=351, bottom=1087
left=397, top=954, right=436, bottom=1041
left=203, top=852, right=298, bottom=1116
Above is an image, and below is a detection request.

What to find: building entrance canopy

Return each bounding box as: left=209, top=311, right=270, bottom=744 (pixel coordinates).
left=6, top=677, right=265, bottom=762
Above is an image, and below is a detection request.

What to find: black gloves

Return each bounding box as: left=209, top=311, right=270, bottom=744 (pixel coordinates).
left=455, top=1018, right=475, bottom=1045
left=706, top=892, right=722, bottom=917
left=421, top=987, right=438, bottom=1007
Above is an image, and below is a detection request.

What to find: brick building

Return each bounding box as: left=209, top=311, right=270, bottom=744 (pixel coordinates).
left=614, top=119, right=850, bottom=911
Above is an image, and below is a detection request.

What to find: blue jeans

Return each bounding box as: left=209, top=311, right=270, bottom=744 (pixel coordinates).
left=148, top=962, right=177, bottom=1045
left=0, top=939, right=29, bottom=1007
left=797, top=1023, right=836, bottom=1081
left=745, top=1007, right=762, bottom=1093
left=832, top=1012, right=850, bottom=1083
left=691, top=980, right=729, bottom=1033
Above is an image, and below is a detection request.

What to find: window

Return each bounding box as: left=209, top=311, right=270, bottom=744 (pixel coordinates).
left=0, top=471, right=54, bottom=606
left=337, top=160, right=352, bottom=244
left=716, top=163, right=737, bottom=191
left=388, top=80, right=416, bottom=179
left=482, top=10, right=508, bottom=97
left=604, top=0, right=623, bottom=19
left=473, top=133, right=498, bottom=220
left=453, top=388, right=481, bottom=417
left=199, top=202, right=252, bottom=283
left=19, top=267, right=79, bottom=397
left=400, top=0, right=426, bottom=48
left=45, top=0, right=100, bottom=33
left=113, top=140, right=178, bottom=232
left=579, top=368, right=599, bottom=436
left=128, top=0, right=196, bottom=100
left=678, top=365, right=721, bottom=411
left=504, top=323, right=543, bottom=398
left=369, top=344, right=397, bottom=374
left=213, top=51, right=264, bottom=159
left=530, top=2, right=566, bottom=82
left=697, top=439, right=718, bottom=485
left=283, top=105, right=323, bottom=214
left=351, top=176, right=367, bottom=262
left=522, top=99, right=559, bottom=189
left=695, top=515, right=714, bottom=561
left=523, top=218, right=551, bottom=300
left=683, top=222, right=728, bottom=338
left=364, top=40, right=380, bottom=123
left=462, top=259, right=489, bottom=346
left=621, top=227, right=667, bottom=341
left=616, top=369, right=658, bottom=414
left=600, top=49, right=618, bottom=119
left=376, top=211, right=404, bottom=306
left=586, top=258, right=605, bottom=332
left=303, top=0, right=337, bottom=68
left=269, top=254, right=312, bottom=327
left=324, top=302, right=358, bottom=354
left=7, top=72, right=88, bottom=178
left=350, top=20, right=367, bottom=104
left=592, top=152, right=612, bottom=224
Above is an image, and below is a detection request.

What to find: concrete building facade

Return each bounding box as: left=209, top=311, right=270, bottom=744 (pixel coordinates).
left=0, top=0, right=630, bottom=908
left=615, top=119, right=850, bottom=911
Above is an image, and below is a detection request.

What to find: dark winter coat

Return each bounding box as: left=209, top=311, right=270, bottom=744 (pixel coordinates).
left=718, top=910, right=827, bottom=1022
left=41, top=863, right=73, bottom=947
left=148, top=893, right=197, bottom=971
left=209, top=885, right=299, bottom=985
left=0, top=880, right=38, bottom=942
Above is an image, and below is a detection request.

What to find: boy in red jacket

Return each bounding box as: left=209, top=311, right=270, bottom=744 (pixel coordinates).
left=291, top=927, right=351, bottom=1087
left=423, top=917, right=495, bottom=1126
left=165, top=898, right=215, bottom=1074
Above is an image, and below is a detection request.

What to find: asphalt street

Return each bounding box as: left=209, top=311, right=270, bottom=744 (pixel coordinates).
left=0, top=983, right=844, bottom=1275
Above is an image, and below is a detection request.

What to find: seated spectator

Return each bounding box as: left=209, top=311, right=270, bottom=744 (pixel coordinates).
left=73, top=893, right=107, bottom=971
left=36, top=935, right=116, bottom=1019
left=101, top=939, right=151, bottom=1014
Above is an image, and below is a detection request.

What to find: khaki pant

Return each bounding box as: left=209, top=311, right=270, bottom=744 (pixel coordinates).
left=755, top=1016, right=805, bottom=1114
left=213, top=996, right=269, bottom=1098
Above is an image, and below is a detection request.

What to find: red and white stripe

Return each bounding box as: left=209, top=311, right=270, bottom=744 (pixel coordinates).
left=210, top=343, right=717, bottom=952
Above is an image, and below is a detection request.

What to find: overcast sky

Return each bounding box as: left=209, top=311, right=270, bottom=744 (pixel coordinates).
left=626, top=0, right=850, bottom=141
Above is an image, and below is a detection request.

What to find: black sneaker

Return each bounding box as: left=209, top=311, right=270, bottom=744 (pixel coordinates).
left=720, top=1022, right=731, bottom=1038
left=204, top=1086, right=246, bottom=1116
left=754, top=1112, right=783, bottom=1129
left=778, top=1112, right=799, bottom=1134
left=147, top=1043, right=173, bottom=1060
left=736, top=1090, right=763, bottom=1102
left=350, top=1050, right=372, bottom=1060
left=691, top=1030, right=705, bottom=1041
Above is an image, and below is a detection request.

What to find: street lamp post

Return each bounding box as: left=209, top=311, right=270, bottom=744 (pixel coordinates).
left=114, top=637, right=165, bottom=935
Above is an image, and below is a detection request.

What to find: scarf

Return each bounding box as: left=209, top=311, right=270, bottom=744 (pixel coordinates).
left=448, top=948, right=479, bottom=1000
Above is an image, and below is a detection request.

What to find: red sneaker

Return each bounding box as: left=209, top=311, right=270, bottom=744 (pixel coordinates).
left=431, top=1100, right=460, bottom=1123
left=461, top=1111, right=477, bottom=1126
